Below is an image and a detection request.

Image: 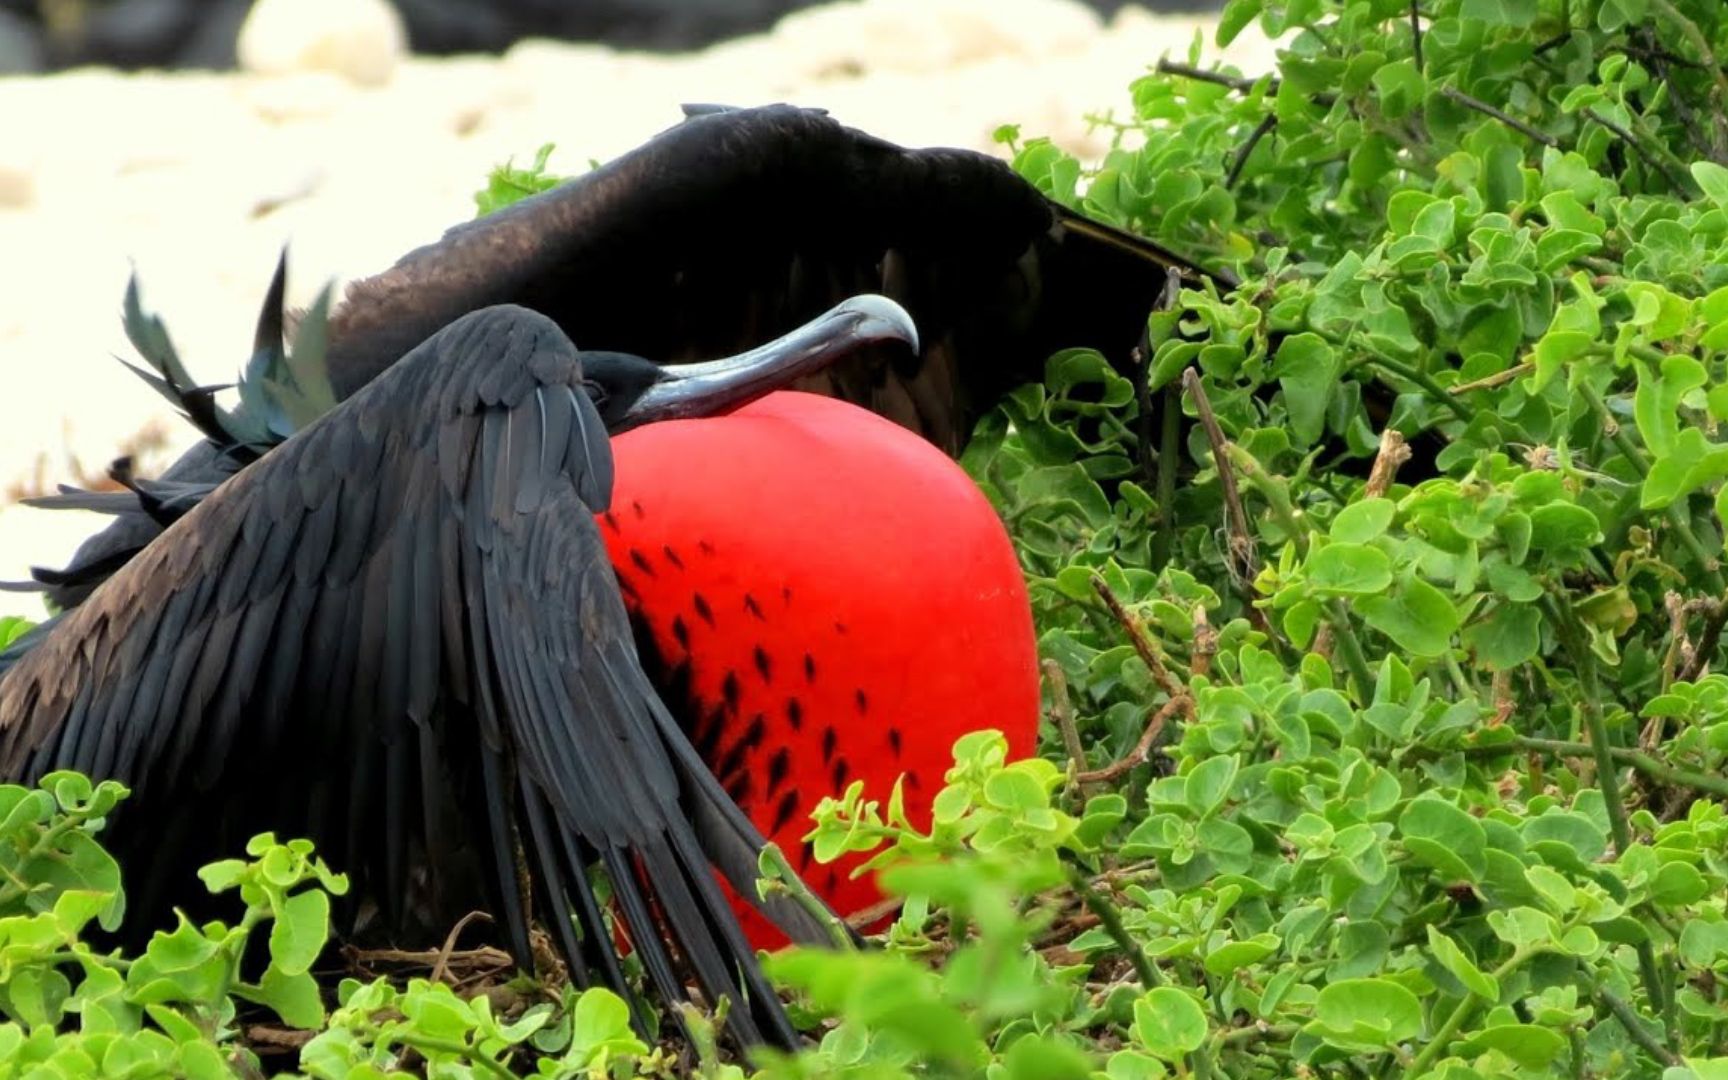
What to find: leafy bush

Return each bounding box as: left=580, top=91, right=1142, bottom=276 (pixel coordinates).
left=0, top=774, right=686, bottom=1079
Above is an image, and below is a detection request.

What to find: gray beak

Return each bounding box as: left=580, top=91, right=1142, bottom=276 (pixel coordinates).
left=619, top=294, right=919, bottom=430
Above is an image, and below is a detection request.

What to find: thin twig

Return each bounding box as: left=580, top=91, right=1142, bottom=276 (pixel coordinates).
left=346, top=943, right=514, bottom=971
left=1581, top=106, right=1692, bottom=192
left=1545, top=597, right=1671, bottom=1019
left=1677, top=593, right=1727, bottom=684
left=1600, top=988, right=1681, bottom=1066
left=246, top=1026, right=316, bottom=1051
left=1064, top=862, right=1161, bottom=988
left=1227, top=114, right=1278, bottom=189
left=758, top=843, right=856, bottom=951
left=1455, top=733, right=1728, bottom=801
left=1156, top=60, right=1276, bottom=94
left=1450, top=362, right=1533, bottom=394
left=1439, top=86, right=1558, bottom=146
left=1154, top=381, right=1183, bottom=568
left=1410, top=0, right=1424, bottom=71
left=844, top=895, right=905, bottom=931
left=1649, top=0, right=1728, bottom=148
left=1044, top=658, right=1092, bottom=800
left=430, top=910, right=493, bottom=985
left=1092, top=577, right=1186, bottom=699
left=1156, top=59, right=1343, bottom=109
left=1657, top=590, right=1692, bottom=701
left=1075, top=698, right=1184, bottom=785
left=1182, top=369, right=1259, bottom=586
left=1638, top=23, right=1727, bottom=165
left=1132, top=328, right=1161, bottom=515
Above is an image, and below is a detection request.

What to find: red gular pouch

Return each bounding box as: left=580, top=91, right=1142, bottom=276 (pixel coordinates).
left=599, top=391, right=1039, bottom=949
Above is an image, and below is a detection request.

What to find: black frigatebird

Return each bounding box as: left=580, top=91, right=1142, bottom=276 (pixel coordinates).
left=3, top=103, right=1217, bottom=985
left=0, top=296, right=922, bottom=1049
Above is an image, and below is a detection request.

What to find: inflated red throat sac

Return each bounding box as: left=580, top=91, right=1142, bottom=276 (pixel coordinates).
left=600, top=391, right=1040, bottom=946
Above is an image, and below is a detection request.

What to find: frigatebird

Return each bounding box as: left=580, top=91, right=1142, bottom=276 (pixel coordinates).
left=2, top=102, right=1211, bottom=1021
left=30, top=104, right=1209, bottom=614
left=0, top=296, right=922, bottom=1049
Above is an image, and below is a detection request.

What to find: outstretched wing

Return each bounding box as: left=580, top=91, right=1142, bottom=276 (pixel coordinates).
left=0, top=305, right=821, bottom=1048
left=323, top=103, right=1209, bottom=453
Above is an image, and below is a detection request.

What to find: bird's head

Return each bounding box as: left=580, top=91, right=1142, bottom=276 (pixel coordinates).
left=580, top=294, right=918, bottom=433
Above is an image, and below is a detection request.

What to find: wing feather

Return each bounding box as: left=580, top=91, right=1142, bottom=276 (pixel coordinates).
left=0, top=304, right=824, bottom=1049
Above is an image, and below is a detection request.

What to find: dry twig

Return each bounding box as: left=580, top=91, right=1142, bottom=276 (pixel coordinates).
left=1449, top=362, right=1532, bottom=395
left=431, top=910, right=494, bottom=985
left=1044, top=658, right=1092, bottom=799
left=1075, top=698, right=1185, bottom=785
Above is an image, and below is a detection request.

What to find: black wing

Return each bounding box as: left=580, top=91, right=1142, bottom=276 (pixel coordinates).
left=0, top=305, right=822, bottom=1048
left=323, top=103, right=1214, bottom=453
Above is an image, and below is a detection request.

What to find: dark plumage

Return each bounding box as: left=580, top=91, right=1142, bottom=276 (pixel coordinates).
left=0, top=103, right=1218, bottom=1046
left=325, top=103, right=1214, bottom=454
left=0, top=305, right=884, bottom=1047
left=27, top=104, right=1211, bottom=614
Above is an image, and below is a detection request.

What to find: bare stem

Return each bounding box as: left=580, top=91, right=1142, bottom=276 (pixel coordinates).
left=1044, top=659, right=1092, bottom=800
left=1440, top=86, right=1557, bottom=146
left=1075, top=697, right=1184, bottom=785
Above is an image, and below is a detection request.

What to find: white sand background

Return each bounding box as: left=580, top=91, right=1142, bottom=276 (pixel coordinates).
left=0, top=0, right=1278, bottom=618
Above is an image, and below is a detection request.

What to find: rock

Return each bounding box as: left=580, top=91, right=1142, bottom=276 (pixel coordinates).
left=0, top=13, right=36, bottom=72
left=79, top=0, right=197, bottom=69
left=0, top=7, right=42, bottom=74
left=238, top=0, right=408, bottom=87
left=175, top=0, right=253, bottom=69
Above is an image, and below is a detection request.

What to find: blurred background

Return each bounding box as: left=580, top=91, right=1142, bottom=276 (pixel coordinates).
left=0, top=0, right=1268, bottom=614
left=0, top=0, right=1223, bottom=70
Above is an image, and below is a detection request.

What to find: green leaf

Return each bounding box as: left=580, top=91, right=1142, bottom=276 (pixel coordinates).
left=1695, top=162, right=1728, bottom=211
left=1400, top=796, right=1488, bottom=881
left=1183, top=755, right=1239, bottom=818
left=1461, top=0, right=1538, bottom=25
left=269, top=889, right=331, bottom=977
left=1527, top=502, right=1604, bottom=557
left=254, top=966, right=325, bottom=1028
left=1427, top=926, right=1499, bottom=999
left=1132, top=988, right=1208, bottom=1061
left=1643, top=428, right=1728, bottom=510
left=1275, top=333, right=1340, bottom=446
left=1489, top=906, right=1562, bottom=951
left=1463, top=603, right=1542, bottom=669
left=1359, top=575, right=1461, bottom=656
left=1308, top=978, right=1423, bottom=1049
left=1651, top=862, right=1709, bottom=906
left=1306, top=543, right=1394, bottom=595
left=1331, top=499, right=1396, bottom=543
left=1215, top=0, right=1263, bottom=46
left=1203, top=934, right=1280, bottom=975
left=1461, top=1023, right=1567, bottom=1067
left=0, top=617, right=34, bottom=651
left=1635, top=354, right=1708, bottom=459
left=1529, top=330, right=1592, bottom=392
left=1372, top=60, right=1425, bottom=119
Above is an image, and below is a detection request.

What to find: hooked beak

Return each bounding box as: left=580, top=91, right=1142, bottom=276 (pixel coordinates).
left=618, top=294, right=919, bottom=430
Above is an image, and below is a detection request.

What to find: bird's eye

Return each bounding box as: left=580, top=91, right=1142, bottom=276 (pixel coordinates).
left=582, top=380, right=608, bottom=409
